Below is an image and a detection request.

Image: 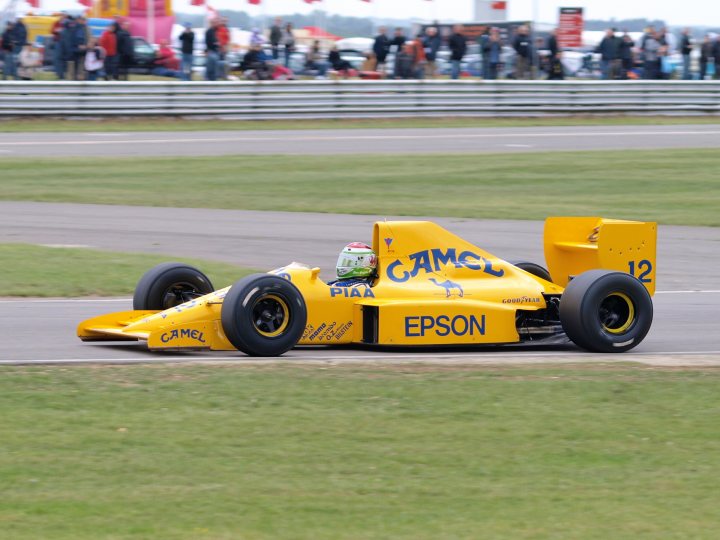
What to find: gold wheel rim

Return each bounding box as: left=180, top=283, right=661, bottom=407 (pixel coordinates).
left=252, top=294, right=290, bottom=338
left=600, top=292, right=635, bottom=335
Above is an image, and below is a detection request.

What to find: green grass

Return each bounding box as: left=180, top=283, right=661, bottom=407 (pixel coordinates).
left=0, top=244, right=254, bottom=297
left=1, top=363, right=720, bottom=539
left=1, top=116, right=719, bottom=132
left=1, top=149, right=718, bottom=226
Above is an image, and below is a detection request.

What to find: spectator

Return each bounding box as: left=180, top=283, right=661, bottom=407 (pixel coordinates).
left=152, top=39, right=182, bottom=78
left=639, top=25, right=655, bottom=70
left=423, top=26, right=441, bottom=78
left=395, top=43, right=415, bottom=79
left=60, top=16, right=84, bottom=81
left=328, top=45, right=353, bottom=76
left=99, top=23, right=118, bottom=80
left=679, top=28, right=692, bottom=80
left=83, top=37, right=105, bottom=80
left=74, top=16, right=90, bottom=80
left=448, top=25, right=466, bottom=80
left=373, top=26, right=390, bottom=72
left=50, top=13, right=67, bottom=79
left=240, top=44, right=271, bottom=80
left=390, top=27, right=406, bottom=77
left=116, top=20, right=134, bottom=81
left=642, top=30, right=661, bottom=79
left=216, top=17, right=230, bottom=79
left=7, top=18, right=28, bottom=80
left=250, top=28, right=264, bottom=47
left=713, top=36, right=720, bottom=81
left=596, top=28, right=620, bottom=80
left=269, top=17, right=282, bottom=60
left=305, top=40, right=328, bottom=78
left=1, top=21, right=14, bottom=80
left=547, top=28, right=559, bottom=58
left=282, top=22, right=295, bottom=68
left=699, top=35, right=712, bottom=80
left=409, top=32, right=427, bottom=79
left=360, top=51, right=377, bottom=72
left=619, top=31, right=634, bottom=79
left=513, top=25, right=532, bottom=79
left=178, top=22, right=194, bottom=81
left=548, top=52, right=564, bottom=80
left=18, top=43, right=41, bottom=80
left=205, top=18, right=220, bottom=81
left=482, top=27, right=502, bottom=80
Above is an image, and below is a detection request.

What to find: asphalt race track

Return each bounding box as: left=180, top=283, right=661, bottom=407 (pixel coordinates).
left=1, top=202, right=719, bottom=366
left=1, top=124, right=720, bottom=157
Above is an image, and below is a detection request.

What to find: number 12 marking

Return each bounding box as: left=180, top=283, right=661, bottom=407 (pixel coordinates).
left=628, top=260, right=653, bottom=283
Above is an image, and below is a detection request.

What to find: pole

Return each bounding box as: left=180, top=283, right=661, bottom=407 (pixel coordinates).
left=531, top=0, right=539, bottom=76
left=148, top=0, right=155, bottom=45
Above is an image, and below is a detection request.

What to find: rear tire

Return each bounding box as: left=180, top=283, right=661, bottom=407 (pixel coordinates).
left=560, top=270, right=653, bottom=353
left=133, top=262, right=214, bottom=310
left=221, top=274, right=307, bottom=357
left=510, top=260, right=553, bottom=282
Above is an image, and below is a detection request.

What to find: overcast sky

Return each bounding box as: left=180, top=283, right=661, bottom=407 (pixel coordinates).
left=28, top=0, right=720, bottom=27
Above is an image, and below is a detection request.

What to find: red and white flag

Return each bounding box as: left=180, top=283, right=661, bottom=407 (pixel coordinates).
left=78, top=0, right=93, bottom=7
left=27, top=0, right=40, bottom=7
left=248, top=0, right=261, bottom=4
left=190, top=0, right=205, bottom=6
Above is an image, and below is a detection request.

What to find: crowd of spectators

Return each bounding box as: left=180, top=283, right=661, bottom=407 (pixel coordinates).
left=3, top=15, right=720, bottom=82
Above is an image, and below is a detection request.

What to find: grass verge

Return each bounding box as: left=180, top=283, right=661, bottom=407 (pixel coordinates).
left=0, top=115, right=719, bottom=132
left=1, top=363, right=719, bottom=539
left=0, top=244, right=254, bottom=296
left=1, top=149, right=718, bottom=226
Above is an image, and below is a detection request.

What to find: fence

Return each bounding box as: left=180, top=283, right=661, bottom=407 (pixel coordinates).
left=1, top=80, right=719, bottom=118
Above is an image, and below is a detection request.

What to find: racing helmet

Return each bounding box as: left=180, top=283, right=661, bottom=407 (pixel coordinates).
left=336, top=242, right=377, bottom=279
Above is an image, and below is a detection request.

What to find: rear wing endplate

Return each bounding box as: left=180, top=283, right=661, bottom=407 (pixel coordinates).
left=544, top=217, right=657, bottom=295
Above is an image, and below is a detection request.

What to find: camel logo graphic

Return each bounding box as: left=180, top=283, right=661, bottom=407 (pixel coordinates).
left=429, top=278, right=464, bottom=297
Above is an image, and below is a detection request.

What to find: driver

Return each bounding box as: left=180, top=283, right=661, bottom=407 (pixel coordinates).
left=330, top=242, right=377, bottom=287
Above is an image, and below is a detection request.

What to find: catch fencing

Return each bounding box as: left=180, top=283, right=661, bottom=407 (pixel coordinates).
left=1, top=80, right=719, bottom=118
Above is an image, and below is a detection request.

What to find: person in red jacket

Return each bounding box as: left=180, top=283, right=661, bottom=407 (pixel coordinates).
left=215, top=17, right=230, bottom=79
left=155, top=39, right=180, bottom=71
left=99, top=22, right=118, bottom=80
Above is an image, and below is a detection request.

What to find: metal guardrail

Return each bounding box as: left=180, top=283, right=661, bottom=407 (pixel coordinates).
left=1, top=80, right=719, bottom=118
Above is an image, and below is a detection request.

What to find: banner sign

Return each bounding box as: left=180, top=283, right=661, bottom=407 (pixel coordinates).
left=558, top=7, right=583, bottom=48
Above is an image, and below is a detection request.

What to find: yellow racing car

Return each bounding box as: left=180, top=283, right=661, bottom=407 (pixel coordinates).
left=78, top=217, right=657, bottom=356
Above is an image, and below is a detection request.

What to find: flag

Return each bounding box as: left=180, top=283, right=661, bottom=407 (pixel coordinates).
left=304, top=0, right=321, bottom=4
left=78, top=0, right=93, bottom=7
left=248, top=0, right=261, bottom=4
left=27, top=0, right=40, bottom=7
left=191, top=0, right=205, bottom=5
left=491, top=1, right=507, bottom=9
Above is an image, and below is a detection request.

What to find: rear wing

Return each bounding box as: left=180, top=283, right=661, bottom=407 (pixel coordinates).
left=544, top=217, right=657, bottom=295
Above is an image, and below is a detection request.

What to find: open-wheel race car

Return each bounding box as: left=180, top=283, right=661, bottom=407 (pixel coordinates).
left=78, top=217, right=657, bottom=356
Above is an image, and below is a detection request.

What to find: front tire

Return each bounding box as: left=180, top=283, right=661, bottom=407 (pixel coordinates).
left=221, top=274, right=307, bottom=357
left=560, top=270, right=653, bottom=353
left=133, top=262, right=214, bottom=310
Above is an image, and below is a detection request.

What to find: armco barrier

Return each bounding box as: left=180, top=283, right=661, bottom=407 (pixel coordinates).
left=0, top=80, right=719, bottom=118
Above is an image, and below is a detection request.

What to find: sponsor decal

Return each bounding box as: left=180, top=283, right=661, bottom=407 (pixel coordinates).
left=308, top=323, right=326, bottom=341
left=302, top=324, right=315, bottom=340
left=405, top=314, right=486, bottom=337
left=334, top=321, right=352, bottom=340
left=330, top=286, right=375, bottom=298
left=160, top=328, right=206, bottom=344
left=386, top=248, right=504, bottom=283
left=319, top=322, right=337, bottom=341
left=502, top=296, right=541, bottom=304
left=428, top=278, right=464, bottom=297
left=384, top=237, right=393, bottom=248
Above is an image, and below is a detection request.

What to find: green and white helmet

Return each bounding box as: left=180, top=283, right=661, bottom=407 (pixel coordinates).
left=336, top=242, right=378, bottom=279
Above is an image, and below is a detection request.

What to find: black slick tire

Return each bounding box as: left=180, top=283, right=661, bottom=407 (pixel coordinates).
left=221, top=274, right=307, bottom=357
left=510, top=260, right=554, bottom=283
left=560, top=270, right=653, bottom=353
left=133, top=262, right=214, bottom=310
